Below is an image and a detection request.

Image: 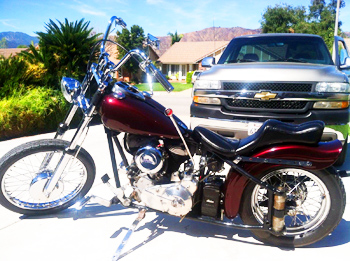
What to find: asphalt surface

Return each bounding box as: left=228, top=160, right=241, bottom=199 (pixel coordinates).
left=0, top=88, right=349, bottom=261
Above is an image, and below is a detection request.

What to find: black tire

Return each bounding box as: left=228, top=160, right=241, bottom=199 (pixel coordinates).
left=0, top=139, right=96, bottom=215
left=239, top=167, right=346, bottom=247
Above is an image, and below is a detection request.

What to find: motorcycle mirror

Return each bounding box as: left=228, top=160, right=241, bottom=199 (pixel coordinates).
left=114, top=17, right=127, bottom=29
left=146, top=34, right=160, bottom=49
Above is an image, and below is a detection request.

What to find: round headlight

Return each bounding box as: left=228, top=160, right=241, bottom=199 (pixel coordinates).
left=60, top=77, right=82, bottom=103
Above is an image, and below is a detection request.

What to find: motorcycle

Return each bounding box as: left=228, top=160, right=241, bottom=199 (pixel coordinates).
left=0, top=16, right=346, bottom=254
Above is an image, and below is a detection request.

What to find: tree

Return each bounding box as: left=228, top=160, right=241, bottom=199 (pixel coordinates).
left=261, top=4, right=310, bottom=33
left=19, top=43, right=46, bottom=65
left=35, top=18, right=99, bottom=87
left=116, top=25, right=145, bottom=80
left=168, top=31, right=183, bottom=45
left=0, top=37, right=8, bottom=48
left=309, top=0, right=326, bottom=20
left=17, top=44, right=28, bottom=48
left=261, top=1, right=345, bottom=49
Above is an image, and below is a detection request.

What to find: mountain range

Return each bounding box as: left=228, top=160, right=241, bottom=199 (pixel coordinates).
left=155, top=26, right=261, bottom=56
left=0, top=32, right=39, bottom=48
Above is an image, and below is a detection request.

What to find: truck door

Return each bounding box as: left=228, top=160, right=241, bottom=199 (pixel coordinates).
left=334, top=36, right=350, bottom=77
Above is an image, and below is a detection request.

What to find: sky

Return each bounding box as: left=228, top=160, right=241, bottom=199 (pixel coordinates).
left=1, top=0, right=350, bottom=37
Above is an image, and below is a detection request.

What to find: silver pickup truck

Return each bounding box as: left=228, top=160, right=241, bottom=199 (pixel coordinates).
left=190, top=34, right=350, bottom=165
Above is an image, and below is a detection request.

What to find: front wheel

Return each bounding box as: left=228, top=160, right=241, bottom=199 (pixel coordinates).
left=0, top=139, right=96, bottom=215
left=240, top=167, right=346, bottom=247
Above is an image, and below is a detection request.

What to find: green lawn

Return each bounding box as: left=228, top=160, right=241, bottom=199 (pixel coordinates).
left=135, top=82, right=192, bottom=92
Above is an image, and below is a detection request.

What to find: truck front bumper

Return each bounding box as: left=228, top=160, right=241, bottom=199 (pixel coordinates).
left=190, top=103, right=349, bottom=143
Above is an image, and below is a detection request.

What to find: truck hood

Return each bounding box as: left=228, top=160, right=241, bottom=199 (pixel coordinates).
left=199, top=63, right=347, bottom=83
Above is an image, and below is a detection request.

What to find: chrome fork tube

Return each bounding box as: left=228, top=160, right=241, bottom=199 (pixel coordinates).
left=54, top=104, right=79, bottom=140
left=43, top=105, right=95, bottom=196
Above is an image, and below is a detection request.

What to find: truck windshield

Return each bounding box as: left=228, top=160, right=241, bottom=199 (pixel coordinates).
left=218, top=35, right=333, bottom=65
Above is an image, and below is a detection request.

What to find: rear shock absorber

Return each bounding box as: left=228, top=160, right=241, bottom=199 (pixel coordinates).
left=272, top=186, right=287, bottom=233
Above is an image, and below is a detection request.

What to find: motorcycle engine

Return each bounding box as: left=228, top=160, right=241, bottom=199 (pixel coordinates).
left=124, top=134, right=197, bottom=216
left=134, top=146, right=165, bottom=177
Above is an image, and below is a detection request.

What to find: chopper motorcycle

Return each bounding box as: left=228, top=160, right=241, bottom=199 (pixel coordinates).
left=0, top=16, right=346, bottom=251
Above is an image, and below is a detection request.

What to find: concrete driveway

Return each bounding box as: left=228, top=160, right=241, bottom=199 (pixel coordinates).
left=0, top=88, right=349, bottom=261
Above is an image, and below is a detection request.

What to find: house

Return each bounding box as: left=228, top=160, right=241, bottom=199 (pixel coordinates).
left=0, top=48, right=28, bottom=58
left=158, top=41, right=229, bottom=80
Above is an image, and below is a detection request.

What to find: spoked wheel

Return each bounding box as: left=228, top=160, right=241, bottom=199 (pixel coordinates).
left=0, top=139, right=95, bottom=215
left=240, top=167, right=346, bottom=247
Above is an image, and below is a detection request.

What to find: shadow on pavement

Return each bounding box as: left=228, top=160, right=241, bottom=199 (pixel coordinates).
left=307, top=219, right=350, bottom=248
left=20, top=203, right=350, bottom=257
left=21, top=203, right=138, bottom=220
left=114, top=213, right=263, bottom=260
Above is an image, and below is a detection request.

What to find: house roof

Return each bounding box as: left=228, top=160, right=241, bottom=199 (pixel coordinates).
left=158, top=41, right=229, bottom=64
left=0, top=48, right=28, bottom=58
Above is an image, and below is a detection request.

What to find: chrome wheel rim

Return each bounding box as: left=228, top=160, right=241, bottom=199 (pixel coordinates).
left=251, top=169, right=331, bottom=236
left=1, top=151, right=88, bottom=210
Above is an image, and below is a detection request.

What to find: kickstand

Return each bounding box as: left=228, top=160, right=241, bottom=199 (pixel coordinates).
left=112, top=208, right=147, bottom=261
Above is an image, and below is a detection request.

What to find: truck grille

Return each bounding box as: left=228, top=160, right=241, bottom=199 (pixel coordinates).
left=223, top=82, right=313, bottom=92
left=226, top=100, right=308, bottom=110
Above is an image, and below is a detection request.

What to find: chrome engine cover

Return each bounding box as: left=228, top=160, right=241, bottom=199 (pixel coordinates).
left=134, top=146, right=164, bottom=174
left=134, top=175, right=197, bottom=216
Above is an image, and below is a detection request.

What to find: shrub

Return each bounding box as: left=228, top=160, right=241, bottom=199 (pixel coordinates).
left=0, top=87, right=68, bottom=140
left=0, top=55, right=46, bottom=98
left=186, top=71, right=194, bottom=84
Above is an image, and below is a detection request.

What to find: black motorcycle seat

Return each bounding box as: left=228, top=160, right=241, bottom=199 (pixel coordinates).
left=192, top=119, right=325, bottom=157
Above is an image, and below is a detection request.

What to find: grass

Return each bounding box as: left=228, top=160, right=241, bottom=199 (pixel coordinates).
left=326, top=124, right=350, bottom=139
left=135, top=82, right=192, bottom=92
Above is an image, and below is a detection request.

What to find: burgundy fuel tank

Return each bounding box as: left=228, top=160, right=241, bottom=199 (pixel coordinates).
left=99, top=93, right=181, bottom=139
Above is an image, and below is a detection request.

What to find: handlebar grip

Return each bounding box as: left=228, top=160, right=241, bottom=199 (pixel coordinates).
left=149, top=63, right=174, bottom=92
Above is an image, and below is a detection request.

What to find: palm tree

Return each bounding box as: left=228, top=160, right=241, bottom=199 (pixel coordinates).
left=36, top=18, right=100, bottom=86
left=19, top=43, right=46, bottom=65
left=168, top=31, right=183, bottom=45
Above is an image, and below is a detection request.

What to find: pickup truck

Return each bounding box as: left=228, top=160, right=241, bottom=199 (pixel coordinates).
left=190, top=33, right=350, bottom=165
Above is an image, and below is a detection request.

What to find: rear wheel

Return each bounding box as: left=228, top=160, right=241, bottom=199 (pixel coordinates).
left=240, top=167, right=346, bottom=247
left=0, top=139, right=95, bottom=215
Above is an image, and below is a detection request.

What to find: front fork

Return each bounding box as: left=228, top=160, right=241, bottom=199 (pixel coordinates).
left=43, top=103, right=94, bottom=196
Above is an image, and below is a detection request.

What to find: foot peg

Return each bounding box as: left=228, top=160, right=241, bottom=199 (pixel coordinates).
left=74, top=195, right=118, bottom=210
left=112, top=209, right=146, bottom=261
left=102, top=174, right=131, bottom=206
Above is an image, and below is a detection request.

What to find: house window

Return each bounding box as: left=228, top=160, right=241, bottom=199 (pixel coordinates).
left=162, top=64, right=168, bottom=74
left=181, top=65, right=186, bottom=77
left=171, top=65, right=179, bottom=75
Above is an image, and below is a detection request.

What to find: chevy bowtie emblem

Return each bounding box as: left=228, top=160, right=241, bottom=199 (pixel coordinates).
left=254, top=91, right=277, bottom=101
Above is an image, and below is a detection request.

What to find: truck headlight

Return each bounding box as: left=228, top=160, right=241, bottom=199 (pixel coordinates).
left=315, top=82, right=350, bottom=92
left=193, top=96, right=221, bottom=105
left=313, top=101, right=349, bottom=109
left=193, top=80, right=220, bottom=89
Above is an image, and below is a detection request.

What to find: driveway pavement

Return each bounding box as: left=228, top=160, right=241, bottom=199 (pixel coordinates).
left=0, top=88, right=349, bottom=261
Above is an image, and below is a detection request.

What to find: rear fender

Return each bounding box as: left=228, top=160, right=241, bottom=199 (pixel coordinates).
left=223, top=140, right=342, bottom=219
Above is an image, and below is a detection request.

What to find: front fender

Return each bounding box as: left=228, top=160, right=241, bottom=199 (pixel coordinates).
left=224, top=139, right=342, bottom=219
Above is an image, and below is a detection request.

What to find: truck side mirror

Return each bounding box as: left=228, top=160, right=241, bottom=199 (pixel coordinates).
left=340, top=55, right=350, bottom=70
left=202, top=57, right=215, bottom=68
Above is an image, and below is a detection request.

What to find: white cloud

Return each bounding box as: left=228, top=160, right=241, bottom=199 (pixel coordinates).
left=70, top=0, right=107, bottom=16
left=0, top=19, right=18, bottom=29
